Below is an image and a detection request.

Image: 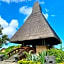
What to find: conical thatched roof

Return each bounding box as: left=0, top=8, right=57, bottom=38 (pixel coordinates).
left=10, top=2, right=61, bottom=45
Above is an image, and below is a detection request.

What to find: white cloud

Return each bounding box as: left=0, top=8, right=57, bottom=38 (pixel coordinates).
left=2, top=26, right=16, bottom=37
left=1, top=0, right=10, bottom=3
left=1, top=0, right=32, bottom=4
left=0, top=16, right=8, bottom=28
left=0, top=16, right=18, bottom=38
left=39, top=1, right=45, bottom=4
left=9, top=20, right=18, bottom=28
left=43, top=13, right=49, bottom=19
left=19, top=6, right=32, bottom=15
left=51, top=15, right=55, bottom=17
left=45, top=8, right=49, bottom=12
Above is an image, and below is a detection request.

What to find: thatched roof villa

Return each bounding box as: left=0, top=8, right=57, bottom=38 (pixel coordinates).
left=10, top=2, right=61, bottom=54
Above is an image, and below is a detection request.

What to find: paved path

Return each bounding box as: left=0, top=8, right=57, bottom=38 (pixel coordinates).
left=0, top=61, right=17, bottom=64
left=0, top=54, right=18, bottom=64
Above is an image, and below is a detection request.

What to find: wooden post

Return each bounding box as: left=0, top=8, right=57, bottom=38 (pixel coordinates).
left=22, top=42, right=24, bottom=47
left=36, top=39, right=49, bottom=55
left=44, top=39, right=45, bottom=45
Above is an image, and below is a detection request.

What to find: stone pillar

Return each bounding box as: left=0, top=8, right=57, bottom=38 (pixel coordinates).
left=45, top=56, right=55, bottom=64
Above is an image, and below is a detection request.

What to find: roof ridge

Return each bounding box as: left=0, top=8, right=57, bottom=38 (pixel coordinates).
left=32, top=1, right=42, bottom=14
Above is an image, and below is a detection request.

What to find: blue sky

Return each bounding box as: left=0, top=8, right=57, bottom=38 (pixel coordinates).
left=0, top=0, right=64, bottom=49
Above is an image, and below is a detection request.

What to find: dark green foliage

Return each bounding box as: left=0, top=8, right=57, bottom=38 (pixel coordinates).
left=2, top=35, right=9, bottom=45
left=0, top=25, right=3, bottom=35
left=0, top=25, right=9, bottom=47
left=47, top=48, right=64, bottom=63
left=0, top=38, right=3, bottom=48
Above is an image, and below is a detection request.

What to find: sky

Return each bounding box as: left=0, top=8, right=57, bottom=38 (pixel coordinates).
left=0, top=0, right=64, bottom=49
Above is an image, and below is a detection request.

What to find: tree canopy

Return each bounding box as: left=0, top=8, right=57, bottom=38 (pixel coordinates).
left=0, top=25, right=9, bottom=48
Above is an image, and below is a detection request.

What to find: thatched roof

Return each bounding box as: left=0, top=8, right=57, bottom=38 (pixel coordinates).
left=10, top=2, right=61, bottom=45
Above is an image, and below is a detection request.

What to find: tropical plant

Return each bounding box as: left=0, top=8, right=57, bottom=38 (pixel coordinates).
left=23, top=50, right=34, bottom=61
left=38, top=51, right=46, bottom=64
left=31, top=54, right=39, bottom=61
left=23, top=50, right=47, bottom=64
left=23, top=50, right=39, bottom=61
left=0, top=25, right=9, bottom=48
left=47, top=48, right=64, bottom=63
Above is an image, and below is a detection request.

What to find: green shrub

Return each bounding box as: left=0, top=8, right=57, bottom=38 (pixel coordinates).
left=18, top=60, right=41, bottom=64
left=47, top=48, right=64, bottom=63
